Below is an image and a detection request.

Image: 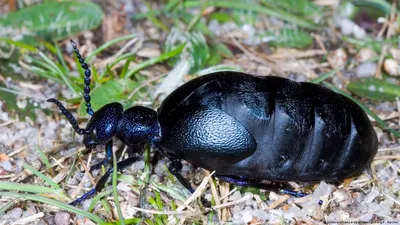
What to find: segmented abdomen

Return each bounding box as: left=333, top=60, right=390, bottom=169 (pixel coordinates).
left=219, top=75, right=378, bottom=181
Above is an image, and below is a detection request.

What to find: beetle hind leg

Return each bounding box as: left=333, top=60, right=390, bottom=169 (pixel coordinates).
left=215, top=175, right=309, bottom=199
left=216, top=175, right=290, bottom=190
left=168, top=160, right=195, bottom=193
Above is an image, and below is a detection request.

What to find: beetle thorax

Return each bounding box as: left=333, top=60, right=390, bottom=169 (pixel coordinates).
left=115, top=106, right=159, bottom=147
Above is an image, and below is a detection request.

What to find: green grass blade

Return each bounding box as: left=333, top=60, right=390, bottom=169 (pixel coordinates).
left=54, top=41, right=70, bottom=74
left=88, top=189, right=113, bottom=212
left=0, top=200, right=18, bottom=214
left=347, top=78, right=400, bottom=101
left=144, top=0, right=169, bottom=32
left=183, top=1, right=318, bottom=29
left=124, top=43, right=186, bottom=79
left=0, top=181, right=59, bottom=194
left=35, top=147, right=52, bottom=171
left=0, top=37, right=37, bottom=52
left=38, top=51, right=78, bottom=95
left=350, top=0, right=394, bottom=14
left=0, top=192, right=104, bottom=224
left=112, top=146, right=125, bottom=225
left=323, top=82, right=400, bottom=137
left=22, top=163, right=61, bottom=190
left=310, top=67, right=343, bottom=84
left=100, top=218, right=142, bottom=225
left=85, top=34, right=136, bottom=62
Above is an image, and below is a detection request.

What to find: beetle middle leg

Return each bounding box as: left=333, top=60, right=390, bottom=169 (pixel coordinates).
left=168, top=159, right=195, bottom=193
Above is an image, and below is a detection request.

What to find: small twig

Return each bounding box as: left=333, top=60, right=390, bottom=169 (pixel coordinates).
left=268, top=194, right=291, bottom=209
left=7, top=146, right=27, bottom=157
left=132, top=206, right=192, bottom=215
left=10, top=212, right=44, bottom=225
left=212, top=193, right=253, bottom=210
left=175, top=171, right=215, bottom=212
left=374, top=155, right=400, bottom=160
left=382, top=191, right=400, bottom=206
left=378, top=146, right=400, bottom=152
left=219, top=187, right=237, bottom=201
left=311, top=33, right=327, bottom=53
left=127, top=73, right=167, bottom=99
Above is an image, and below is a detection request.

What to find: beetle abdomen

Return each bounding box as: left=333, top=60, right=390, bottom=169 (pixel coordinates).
left=221, top=77, right=377, bottom=181
left=158, top=72, right=378, bottom=182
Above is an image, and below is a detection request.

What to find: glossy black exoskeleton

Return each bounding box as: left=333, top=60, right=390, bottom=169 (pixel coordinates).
left=48, top=41, right=378, bottom=206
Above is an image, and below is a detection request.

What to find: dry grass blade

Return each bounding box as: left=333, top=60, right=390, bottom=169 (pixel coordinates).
left=175, top=171, right=215, bottom=212
left=212, top=193, right=253, bottom=210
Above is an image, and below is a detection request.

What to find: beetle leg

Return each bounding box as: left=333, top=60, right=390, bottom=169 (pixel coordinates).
left=70, top=155, right=139, bottom=206
left=168, top=160, right=195, bottom=193
left=216, top=175, right=290, bottom=190
left=87, top=141, right=114, bottom=173
left=216, top=175, right=314, bottom=199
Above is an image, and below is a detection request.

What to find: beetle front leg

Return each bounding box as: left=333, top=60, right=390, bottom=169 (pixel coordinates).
left=70, top=155, right=139, bottom=206
left=168, top=160, right=195, bottom=193
left=87, top=140, right=113, bottom=172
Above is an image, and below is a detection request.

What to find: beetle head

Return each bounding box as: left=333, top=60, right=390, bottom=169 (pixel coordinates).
left=83, top=102, right=124, bottom=149
left=116, top=106, right=159, bottom=147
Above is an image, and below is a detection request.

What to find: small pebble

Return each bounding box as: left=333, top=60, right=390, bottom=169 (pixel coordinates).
left=7, top=207, right=23, bottom=220
left=229, top=191, right=242, bottom=202
left=332, top=189, right=352, bottom=208
left=241, top=209, right=254, bottom=223
left=356, top=62, right=377, bottom=78
left=364, top=187, right=379, bottom=204
left=0, top=160, right=13, bottom=171
left=117, top=182, right=131, bottom=192
left=356, top=48, right=378, bottom=63
left=383, top=59, right=400, bottom=76
left=55, top=212, right=71, bottom=225
left=327, top=49, right=347, bottom=69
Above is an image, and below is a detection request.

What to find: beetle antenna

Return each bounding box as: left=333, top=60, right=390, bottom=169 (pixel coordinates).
left=47, top=98, right=89, bottom=135
left=70, top=40, right=94, bottom=116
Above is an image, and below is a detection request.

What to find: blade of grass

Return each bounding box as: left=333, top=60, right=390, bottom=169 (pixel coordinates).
left=85, top=34, right=137, bottom=62
left=144, top=0, right=169, bottom=32
left=112, top=145, right=125, bottom=225
left=124, top=43, right=186, bottom=79
left=38, top=51, right=78, bottom=95
left=120, top=58, right=133, bottom=78
left=323, top=82, right=400, bottom=137
left=139, top=144, right=152, bottom=208
left=0, top=181, right=59, bottom=194
left=100, top=218, right=142, bottom=225
left=22, top=163, right=61, bottom=190
left=0, top=200, right=18, bottom=214
left=0, top=192, right=104, bottom=223
left=88, top=189, right=113, bottom=212
left=310, top=67, right=343, bottom=84
left=183, top=1, right=318, bottom=29
left=0, top=37, right=37, bottom=52
left=54, top=41, right=70, bottom=74
left=35, top=147, right=54, bottom=174
left=99, top=53, right=136, bottom=79
left=150, top=181, right=187, bottom=202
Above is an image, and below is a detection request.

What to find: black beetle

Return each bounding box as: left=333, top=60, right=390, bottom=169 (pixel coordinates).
left=48, top=41, right=378, bottom=205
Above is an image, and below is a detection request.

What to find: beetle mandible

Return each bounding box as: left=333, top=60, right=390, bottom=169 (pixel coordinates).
left=48, top=41, right=378, bottom=205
